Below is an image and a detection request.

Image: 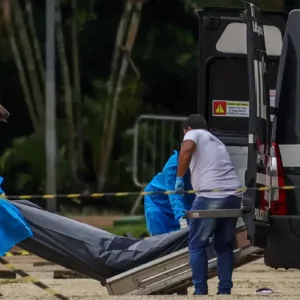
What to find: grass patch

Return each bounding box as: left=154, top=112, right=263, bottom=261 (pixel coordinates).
left=104, top=223, right=148, bottom=238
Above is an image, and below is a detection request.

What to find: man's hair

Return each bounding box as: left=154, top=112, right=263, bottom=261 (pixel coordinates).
left=182, top=114, right=208, bottom=130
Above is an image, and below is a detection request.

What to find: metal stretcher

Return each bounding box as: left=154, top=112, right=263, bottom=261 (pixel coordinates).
left=106, top=209, right=262, bottom=295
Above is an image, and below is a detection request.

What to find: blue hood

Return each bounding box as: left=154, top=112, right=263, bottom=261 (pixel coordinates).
left=145, top=150, right=178, bottom=192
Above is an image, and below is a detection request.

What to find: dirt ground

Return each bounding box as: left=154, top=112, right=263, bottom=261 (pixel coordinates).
left=1, top=255, right=300, bottom=300
left=2, top=219, right=300, bottom=299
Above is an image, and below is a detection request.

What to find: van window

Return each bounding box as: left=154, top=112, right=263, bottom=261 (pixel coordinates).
left=216, top=23, right=282, bottom=56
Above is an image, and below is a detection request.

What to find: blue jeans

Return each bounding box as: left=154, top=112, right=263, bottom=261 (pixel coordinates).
left=188, top=195, right=242, bottom=295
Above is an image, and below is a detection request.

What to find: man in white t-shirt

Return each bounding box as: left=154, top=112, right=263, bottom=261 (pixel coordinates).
left=175, top=114, right=242, bottom=296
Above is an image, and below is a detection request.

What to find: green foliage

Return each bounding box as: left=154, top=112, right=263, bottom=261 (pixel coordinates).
left=0, top=78, right=141, bottom=196
left=105, top=223, right=147, bottom=238
left=82, top=76, right=141, bottom=179
left=0, top=134, right=45, bottom=192
left=136, top=24, right=197, bottom=79
left=0, top=130, right=68, bottom=193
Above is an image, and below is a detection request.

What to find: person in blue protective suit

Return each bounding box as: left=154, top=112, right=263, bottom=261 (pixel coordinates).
left=0, top=177, right=33, bottom=256
left=144, top=150, right=195, bottom=236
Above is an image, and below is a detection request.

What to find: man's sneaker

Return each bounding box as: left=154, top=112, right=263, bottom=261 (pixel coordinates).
left=217, top=292, right=231, bottom=295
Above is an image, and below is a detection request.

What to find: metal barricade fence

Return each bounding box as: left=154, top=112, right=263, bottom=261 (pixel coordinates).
left=132, top=115, right=186, bottom=188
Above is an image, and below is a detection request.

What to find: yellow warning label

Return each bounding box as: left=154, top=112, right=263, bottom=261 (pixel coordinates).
left=213, top=101, right=227, bottom=116
left=213, top=100, right=249, bottom=117
left=215, top=105, right=225, bottom=113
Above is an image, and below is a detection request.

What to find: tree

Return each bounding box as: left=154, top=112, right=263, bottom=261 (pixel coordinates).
left=13, top=0, right=44, bottom=127
left=97, top=0, right=144, bottom=191
left=56, top=0, right=77, bottom=181
left=71, top=0, right=84, bottom=168
left=25, top=0, right=45, bottom=85
left=3, top=0, right=40, bottom=132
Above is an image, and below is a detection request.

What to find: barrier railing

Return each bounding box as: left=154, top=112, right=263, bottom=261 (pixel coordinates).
left=132, top=115, right=186, bottom=188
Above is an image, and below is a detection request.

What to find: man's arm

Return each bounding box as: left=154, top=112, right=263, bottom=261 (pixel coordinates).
left=177, top=140, right=196, bottom=177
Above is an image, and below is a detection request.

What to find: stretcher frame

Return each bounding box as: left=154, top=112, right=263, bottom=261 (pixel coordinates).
left=106, top=209, right=261, bottom=295
left=106, top=238, right=262, bottom=295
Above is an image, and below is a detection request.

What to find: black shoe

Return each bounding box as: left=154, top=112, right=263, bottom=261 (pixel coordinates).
left=176, top=288, right=188, bottom=295
left=217, top=292, right=231, bottom=295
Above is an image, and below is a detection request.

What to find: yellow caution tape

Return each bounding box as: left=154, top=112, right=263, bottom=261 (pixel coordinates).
left=3, top=250, right=30, bottom=257
left=2, top=185, right=298, bottom=200
left=0, top=257, right=68, bottom=300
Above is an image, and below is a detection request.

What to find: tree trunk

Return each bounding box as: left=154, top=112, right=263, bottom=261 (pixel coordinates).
left=97, top=0, right=144, bottom=191
left=71, top=0, right=83, bottom=168
left=56, top=0, right=77, bottom=179
left=2, top=0, right=10, bottom=21
left=25, top=0, right=45, bottom=85
left=107, top=0, right=133, bottom=97
left=98, top=0, right=133, bottom=189
left=4, top=2, right=39, bottom=133
left=12, top=0, right=45, bottom=126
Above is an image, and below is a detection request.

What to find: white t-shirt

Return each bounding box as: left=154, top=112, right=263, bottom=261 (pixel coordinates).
left=183, top=129, right=241, bottom=198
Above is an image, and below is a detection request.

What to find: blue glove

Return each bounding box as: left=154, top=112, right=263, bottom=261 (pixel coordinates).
left=175, top=176, right=184, bottom=192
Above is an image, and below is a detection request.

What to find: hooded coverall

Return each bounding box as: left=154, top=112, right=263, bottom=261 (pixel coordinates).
left=0, top=177, right=33, bottom=255
left=144, top=150, right=194, bottom=236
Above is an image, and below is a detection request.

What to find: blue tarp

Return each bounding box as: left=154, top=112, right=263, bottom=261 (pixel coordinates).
left=144, top=150, right=195, bottom=235
left=0, top=177, right=33, bottom=255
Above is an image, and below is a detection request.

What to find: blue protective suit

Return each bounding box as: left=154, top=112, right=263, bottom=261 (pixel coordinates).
left=0, top=177, right=33, bottom=255
left=144, top=150, right=195, bottom=235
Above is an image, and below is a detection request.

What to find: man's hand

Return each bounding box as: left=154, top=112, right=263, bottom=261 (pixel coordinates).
left=175, top=176, right=184, bottom=191
left=179, top=218, right=188, bottom=229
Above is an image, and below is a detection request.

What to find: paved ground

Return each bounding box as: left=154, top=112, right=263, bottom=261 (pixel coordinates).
left=1, top=256, right=300, bottom=300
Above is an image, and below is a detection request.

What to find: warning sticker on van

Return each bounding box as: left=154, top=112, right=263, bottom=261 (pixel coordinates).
left=213, top=101, right=227, bottom=115
left=212, top=100, right=249, bottom=117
